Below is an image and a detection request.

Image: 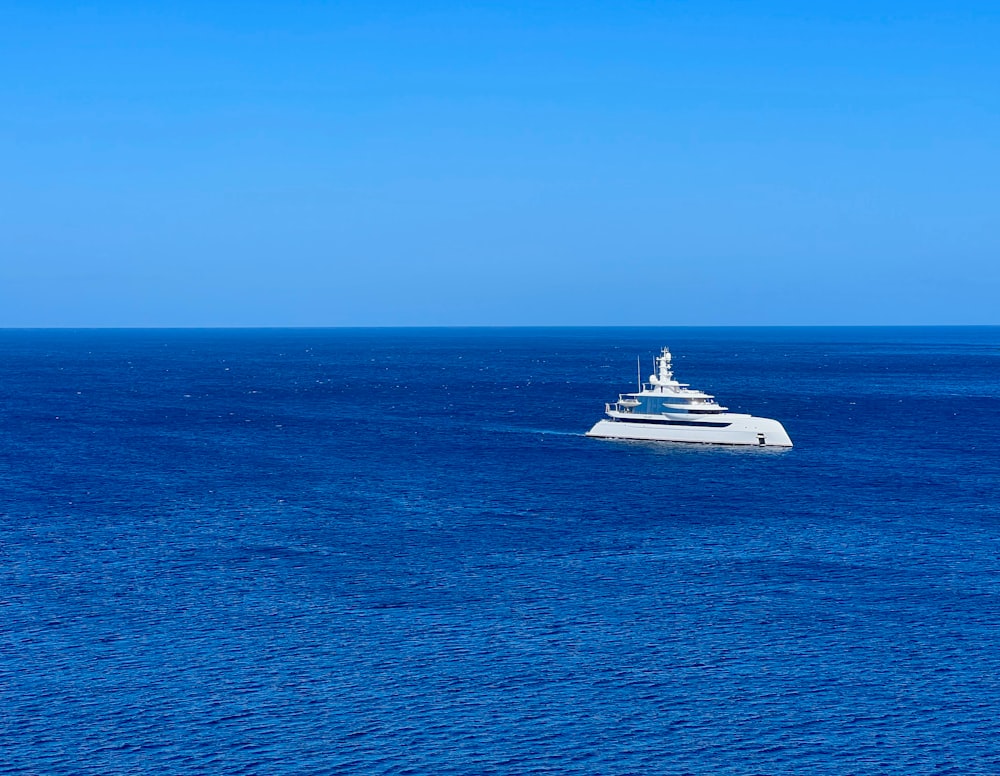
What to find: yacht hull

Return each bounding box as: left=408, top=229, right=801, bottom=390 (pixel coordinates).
left=586, top=417, right=793, bottom=447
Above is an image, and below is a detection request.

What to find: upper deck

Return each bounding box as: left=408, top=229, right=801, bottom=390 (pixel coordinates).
left=604, top=347, right=730, bottom=416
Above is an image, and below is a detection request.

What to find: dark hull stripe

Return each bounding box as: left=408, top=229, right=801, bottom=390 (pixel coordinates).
left=610, top=418, right=732, bottom=428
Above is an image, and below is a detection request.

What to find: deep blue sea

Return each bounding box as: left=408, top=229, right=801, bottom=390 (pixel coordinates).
left=2, top=327, right=999, bottom=774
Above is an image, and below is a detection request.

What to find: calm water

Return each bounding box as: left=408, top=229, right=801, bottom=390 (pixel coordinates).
left=2, top=327, right=999, bottom=774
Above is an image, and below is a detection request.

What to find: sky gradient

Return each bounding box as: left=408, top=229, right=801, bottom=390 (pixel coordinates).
left=2, top=1, right=998, bottom=326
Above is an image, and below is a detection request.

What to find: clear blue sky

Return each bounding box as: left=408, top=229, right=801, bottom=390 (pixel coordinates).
left=2, top=1, right=997, bottom=326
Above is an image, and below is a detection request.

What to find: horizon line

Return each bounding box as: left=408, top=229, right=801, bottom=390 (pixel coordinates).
left=2, top=323, right=998, bottom=331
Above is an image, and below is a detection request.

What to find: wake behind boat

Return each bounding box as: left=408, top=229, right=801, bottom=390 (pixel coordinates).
left=587, top=347, right=793, bottom=447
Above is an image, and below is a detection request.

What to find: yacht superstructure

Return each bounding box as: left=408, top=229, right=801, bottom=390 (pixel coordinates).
left=586, top=347, right=793, bottom=447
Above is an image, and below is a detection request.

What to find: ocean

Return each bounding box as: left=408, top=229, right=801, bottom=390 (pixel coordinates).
left=2, top=327, right=999, bottom=774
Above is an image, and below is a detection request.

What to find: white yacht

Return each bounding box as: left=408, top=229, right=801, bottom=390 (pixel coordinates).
left=587, top=347, right=793, bottom=447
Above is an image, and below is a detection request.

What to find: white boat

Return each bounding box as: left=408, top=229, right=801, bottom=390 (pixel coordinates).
left=586, top=347, right=793, bottom=447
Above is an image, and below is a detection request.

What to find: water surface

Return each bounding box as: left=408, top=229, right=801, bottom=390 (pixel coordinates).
left=2, top=327, right=999, bottom=774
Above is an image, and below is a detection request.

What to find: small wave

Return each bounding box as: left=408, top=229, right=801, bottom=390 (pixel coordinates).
left=480, top=424, right=584, bottom=437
